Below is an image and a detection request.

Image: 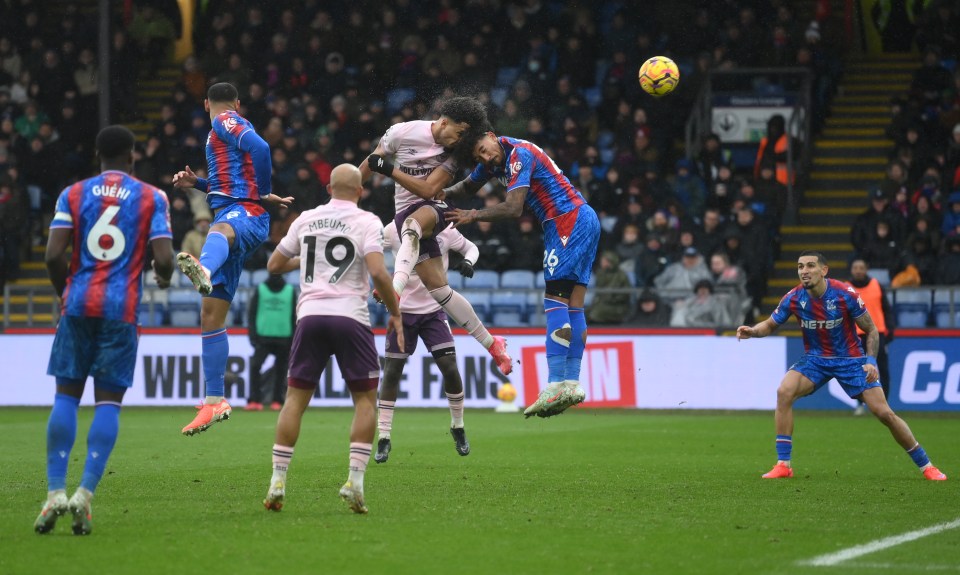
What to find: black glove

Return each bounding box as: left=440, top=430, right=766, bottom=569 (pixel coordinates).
left=458, top=260, right=475, bottom=278
left=367, top=153, right=394, bottom=176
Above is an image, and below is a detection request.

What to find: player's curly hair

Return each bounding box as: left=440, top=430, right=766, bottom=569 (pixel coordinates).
left=438, top=96, right=489, bottom=130
left=451, top=121, right=495, bottom=167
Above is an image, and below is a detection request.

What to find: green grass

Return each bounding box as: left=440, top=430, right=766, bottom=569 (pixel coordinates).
left=3, top=408, right=958, bottom=575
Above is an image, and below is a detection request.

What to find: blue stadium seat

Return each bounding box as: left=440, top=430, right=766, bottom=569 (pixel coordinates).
left=894, top=288, right=932, bottom=328
left=251, top=268, right=270, bottom=287
left=461, top=291, right=492, bottom=322
left=535, top=274, right=546, bottom=289
left=933, top=288, right=960, bottom=328
left=238, top=269, right=253, bottom=289
left=500, top=270, right=536, bottom=289
left=527, top=307, right=547, bottom=327
left=447, top=271, right=464, bottom=290
left=138, top=303, right=166, bottom=327
left=870, top=268, right=890, bottom=287
left=386, top=88, right=416, bottom=114
left=491, top=291, right=528, bottom=320
left=168, top=288, right=200, bottom=326
left=284, top=270, right=300, bottom=286
left=467, top=270, right=499, bottom=289
left=492, top=311, right=526, bottom=327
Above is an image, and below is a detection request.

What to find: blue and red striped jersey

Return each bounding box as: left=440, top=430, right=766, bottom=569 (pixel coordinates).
left=50, top=171, right=173, bottom=324
left=468, top=136, right=585, bottom=223
left=205, top=110, right=263, bottom=209
left=771, top=278, right=868, bottom=358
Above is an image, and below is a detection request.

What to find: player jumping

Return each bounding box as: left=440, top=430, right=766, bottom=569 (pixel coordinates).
left=360, top=97, right=512, bottom=377
left=445, top=127, right=601, bottom=418
left=171, top=82, right=293, bottom=436
left=736, top=250, right=947, bottom=481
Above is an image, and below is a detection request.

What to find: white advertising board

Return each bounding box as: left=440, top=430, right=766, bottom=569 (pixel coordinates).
left=0, top=334, right=785, bottom=409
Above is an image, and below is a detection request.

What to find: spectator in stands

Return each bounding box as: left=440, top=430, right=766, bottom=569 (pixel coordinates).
left=706, top=164, right=737, bottom=216
left=655, top=246, right=712, bottom=303
left=733, top=206, right=771, bottom=306
left=628, top=286, right=670, bottom=328
left=852, top=188, right=905, bottom=254
left=848, top=258, right=894, bottom=415
left=945, top=123, right=960, bottom=188
left=670, top=158, right=707, bottom=221
left=470, top=220, right=512, bottom=272
left=912, top=173, right=943, bottom=212
left=614, top=223, right=643, bottom=274
left=937, top=237, right=960, bottom=284
left=910, top=48, right=952, bottom=108
left=288, top=164, right=327, bottom=213
left=911, top=193, right=942, bottom=234
left=127, top=5, right=176, bottom=77
left=696, top=133, right=730, bottom=187
left=635, top=234, right=669, bottom=288
left=940, top=191, right=960, bottom=235
left=510, top=215, right=545, bottom=273
left=587, top=251, right=631, bottom=325
left=695, top=207, right=726, bottom=258
left=0, top=179, right=26, bottom=290
left=904, top=225, right=938, bottom=285
left=862, top=219, right=905, bottom=276
left=754, top=114, right=796, bottom=188
left=670, top=279, right=731, bottom=328
left=180, top=212, right=211, bottom=260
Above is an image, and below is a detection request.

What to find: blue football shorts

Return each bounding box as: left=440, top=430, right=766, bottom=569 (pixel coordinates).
left=789, top=354, right=881, bottom=398
left=48, top=315, right=140, bottom=388
left=209, top=203, right=270, bottom=301
left=541, top=203, right=600, bottom=286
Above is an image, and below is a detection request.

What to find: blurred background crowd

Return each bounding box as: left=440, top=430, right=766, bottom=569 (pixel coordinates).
left=0, top=0, right=958, bottom=328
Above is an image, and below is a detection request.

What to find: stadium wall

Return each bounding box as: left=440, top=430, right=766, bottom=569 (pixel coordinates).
left=1, top=330, right=957, bottom=411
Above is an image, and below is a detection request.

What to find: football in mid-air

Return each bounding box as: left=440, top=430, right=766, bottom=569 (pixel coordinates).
left=497, top=383, right=517, bottom=403
left=638, top=56, right=679, bottom=97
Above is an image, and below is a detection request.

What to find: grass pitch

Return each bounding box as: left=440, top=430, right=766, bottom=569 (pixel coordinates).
left=3, top=407, right=958, bottom=575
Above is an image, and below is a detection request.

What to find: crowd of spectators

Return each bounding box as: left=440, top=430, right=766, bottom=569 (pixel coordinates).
left=0, top=0, right=849, bottom=328
left=851, top=13, right=960, bottom=288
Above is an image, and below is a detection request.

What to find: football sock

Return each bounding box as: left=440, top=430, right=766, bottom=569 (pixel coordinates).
left=564, top=306, right=586, bottom=383
left=377, top=400, right=395, bottom=438
left=46, top=393, right=80, bottom=492
left=429, top=285, right=493, bottom=348
left=775, top=435, right=792, bottom=463
left=349, top=442, right=372, bottom=490
left=201, top=328, right=229, bottom=398
left=392, top=219, right=422, bottom=295
left=199, top=231, right=229, bottom=276
left=79, top=402, right=121, bottom=494
left=272, top=444, right=294, bottom=480
left=447, top=391, right=465, bottom=428
left=544, top=298, right=571, bottom=384
left=907, top=443, right=931, bottom=468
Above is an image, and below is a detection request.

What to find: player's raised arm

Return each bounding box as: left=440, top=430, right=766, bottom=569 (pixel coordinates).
left=736, top=316, right=781, bottom=340
left=447, top=187, right=527, bottom=227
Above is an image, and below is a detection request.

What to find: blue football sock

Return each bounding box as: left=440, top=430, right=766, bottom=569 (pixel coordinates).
left=79, top=402, right=121, bottom=494
left=565, top=307, right=586, bottom=382
left=544, top=298, right=570, bottom=383
left=199, top=231, right=230, bottom=276
left=202, top=328, right=229, bottom=397
left=907, top=444, right=930, bottom=468
left=47, top=393, right=80, bottom=491
left=775, top=435, right=792, bottom=461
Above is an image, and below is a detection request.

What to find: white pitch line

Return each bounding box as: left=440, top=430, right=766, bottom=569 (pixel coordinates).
left=846, top=562, right=960, bottom=572
left=801, top=517, right=960, bottom=567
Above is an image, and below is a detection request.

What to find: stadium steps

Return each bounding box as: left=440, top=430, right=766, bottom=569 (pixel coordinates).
left=760, top=53, right=911, bottom=319
left=1, top=246, right=57, bottom=330
left=129, top=66, right=182, bottom=143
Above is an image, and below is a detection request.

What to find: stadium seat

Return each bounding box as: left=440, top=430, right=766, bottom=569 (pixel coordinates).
left=444, top=271, right=461, bottom=290
left=500, top=270, right=536, bottom=289
left=238, top=269, right=253, bottom=289
left=284, top=270, right=300, bottom=286
left=527, top=307, right=547, bottom=327
left=491, top=291, right=528, bottom=320
left=168, top=289, right=201, bottom=327
left=871, top=268, right=891, bottom=287
left=461, top=291, right=492, bottom=322
left=251, top=268, right=270, bottom=287
left=894, top=288, right=932, bottom=328
left=367, top=301, right=385, bottom=327
left=933, top=288, right=960, bottom=328
left=386, top=88, right=416, bottom=114
left=467, top=270, right=499, bottom=289
left=492, top=311, right=526, bottom=327
left=535, top=274, right=546, bottom=290
left=230, top=288, right=249, bottom=327
left=138, top=302, right=166, bottom=327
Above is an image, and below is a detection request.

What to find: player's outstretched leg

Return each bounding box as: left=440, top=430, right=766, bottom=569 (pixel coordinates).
left=34, top=491, right=68, bottom=534
left=176, top=252, right=212, bottom=295
left=264, top=444, right=293, bottom=511
left=67, top=488, right=93, bottom=535
left=427, top=284, right=512, bottom=375
left=525, top=298, right=575, bottom=418
left=181, top=397, right=232, bottom=436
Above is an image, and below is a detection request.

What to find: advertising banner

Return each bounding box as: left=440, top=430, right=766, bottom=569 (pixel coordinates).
left=0, top=334, right=786, bottom=409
